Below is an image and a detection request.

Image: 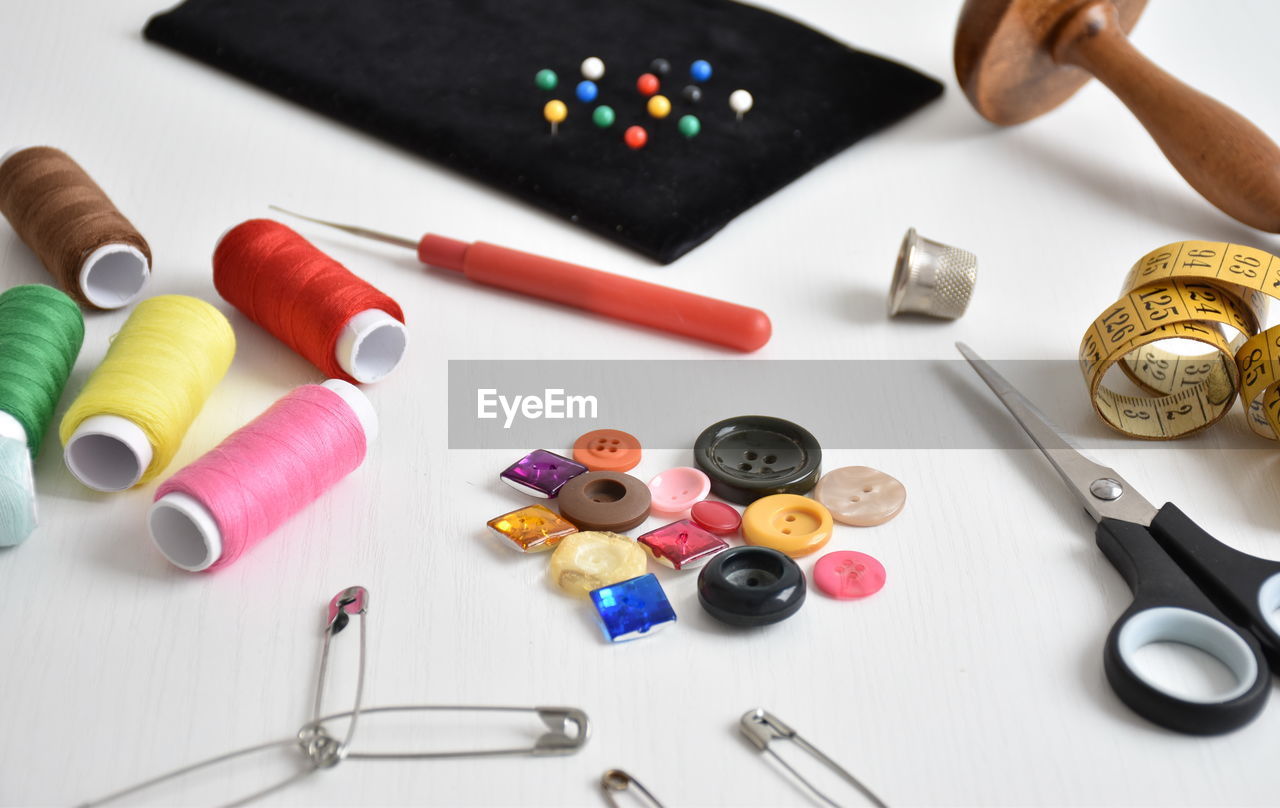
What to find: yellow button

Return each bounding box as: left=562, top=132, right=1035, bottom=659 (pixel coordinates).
left=741, top=494, right=833, bottom=557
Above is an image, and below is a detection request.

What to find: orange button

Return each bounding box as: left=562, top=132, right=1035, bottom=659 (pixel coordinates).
left=572, top=429, right=642, bottom=472
left=741, top=494, right=833, bottom=558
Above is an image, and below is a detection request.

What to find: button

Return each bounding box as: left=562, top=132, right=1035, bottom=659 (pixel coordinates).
left=556, top=470, right=652, bottom=532
left=814, top=551, right=886, bottom=600
left=581, top=56, right=605, bottom=81
left=690, top=500, right=741, bottom=535
left=690, top=59, right=712, bottom=82
left=646, top=94, right=671, bottom=119
left=692, top=415, right=822, bottom=504
left=549, top=530, right=648, bottom=598
left=572, top=428, right=641, bottom=472
left=813, top=466, right=906, bottom=526
left=636, top=73, right=660, bottom=96
left=499, top=449, right=587, bottom=498
left=741, top=494, right=833, bottom=557
left=638, top=519, right=727, bottom=570
left=590, top=573, right=676, bottom=641
left=647, top=466, right=710, bottom=514
left=486, top=504, right=578, bottom=552
left=697, top=546, right=806, bottom=627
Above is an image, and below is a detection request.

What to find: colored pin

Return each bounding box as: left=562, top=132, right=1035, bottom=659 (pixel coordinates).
left=535, top=69, right=558, bottom=91
left=636, top=73, right=660, bottom=97
left=593, top=105, right=616, bottom=128
left=544, top=100, right=567, bottom=134
left=691, top=59, right=712, bottom=82
left=581, top=56, right=605, bottom=81
left=576, top=80, right=599, bottom=103
left=624, top=126, right=648, bottom=150
left=647, top=94, right=671, bottom=119
left=729, top=89, right=753, bottom=121
left=650, top=58, right=671, bottom=76
left=678, top=115, right=701, bottom=139
left=681, top=85, right=702, bottom=104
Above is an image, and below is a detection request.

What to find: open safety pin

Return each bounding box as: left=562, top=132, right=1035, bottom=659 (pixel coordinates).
left=79, top=587, right=591, bottom=807
left=740, top=709, right=887, bottom=808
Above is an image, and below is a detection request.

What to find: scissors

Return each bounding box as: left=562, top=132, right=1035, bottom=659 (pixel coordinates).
left=957, top=343, right=1280, bottom=735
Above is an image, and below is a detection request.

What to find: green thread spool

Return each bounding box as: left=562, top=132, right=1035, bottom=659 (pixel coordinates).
left=0, top=284, right=85, bottom=546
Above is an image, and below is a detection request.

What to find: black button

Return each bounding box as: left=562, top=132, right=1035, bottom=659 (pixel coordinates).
left=693, top=415, right=822, bottom=505
left=698, top=546, right=806, bottom=627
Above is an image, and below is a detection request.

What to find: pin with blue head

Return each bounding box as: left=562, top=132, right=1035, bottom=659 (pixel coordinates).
left=0, top=412, right=36, bottom=547
left=589, top=574, right=676, bottom=642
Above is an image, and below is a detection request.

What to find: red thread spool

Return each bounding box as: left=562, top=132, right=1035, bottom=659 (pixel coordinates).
left=214, top=220, right=407, bottom=383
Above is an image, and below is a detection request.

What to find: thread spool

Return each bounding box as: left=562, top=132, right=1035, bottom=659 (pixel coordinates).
left=149, top=380, right=377, bottom=571
left=0, top=284, right=85, bottom=545
left=60, top=295, right=235, bottom=492
left=213, top=219, right=408, bottom=384
left=0, top=146, right=152, bottom=309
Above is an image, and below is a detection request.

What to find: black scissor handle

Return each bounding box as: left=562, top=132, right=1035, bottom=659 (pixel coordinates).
left=1096, top=516, right=1270, bottom=735
left=1148, top=503, right=1280, bottom=670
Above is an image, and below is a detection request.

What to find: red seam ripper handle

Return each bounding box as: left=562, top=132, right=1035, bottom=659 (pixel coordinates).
left=419, top=236, right=771, bottom=352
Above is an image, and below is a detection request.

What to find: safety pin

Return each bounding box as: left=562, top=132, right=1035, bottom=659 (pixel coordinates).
left=601, top=769, right=665, bottom=808
left=297, top=704, right=592, bottom=759
left=302, top=586, right=369, bottom=767
left=79, top=587, right=372, bottom=807
left=740, top=708, right=887, bottom=808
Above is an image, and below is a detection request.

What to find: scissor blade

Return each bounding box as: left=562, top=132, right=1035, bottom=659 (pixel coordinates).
left=955, top=342, right=1158, bottom=526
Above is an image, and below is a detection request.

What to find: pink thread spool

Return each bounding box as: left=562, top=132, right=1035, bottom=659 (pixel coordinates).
left=147, top=380, right=377, bottom=572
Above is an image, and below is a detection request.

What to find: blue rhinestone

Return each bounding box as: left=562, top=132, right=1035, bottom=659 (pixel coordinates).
left=590, top=574, right=677, bottom=642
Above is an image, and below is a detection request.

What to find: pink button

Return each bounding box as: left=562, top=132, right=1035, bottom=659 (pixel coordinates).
left=690, top=500, right=741, bottom=535
left=647, top=467, right=711, bottom=514
left=813, top=551, right=886, bottom=600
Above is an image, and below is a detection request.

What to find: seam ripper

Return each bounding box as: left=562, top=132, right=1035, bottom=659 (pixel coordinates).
left=269, top=206, right=772, bottom=352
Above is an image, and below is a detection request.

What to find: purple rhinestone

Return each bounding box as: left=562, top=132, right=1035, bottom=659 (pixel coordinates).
left=499, top=449, right=588, bottom=498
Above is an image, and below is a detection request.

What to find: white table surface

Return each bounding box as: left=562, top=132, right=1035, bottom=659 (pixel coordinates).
left=4, top=1, right=1280, bottom=805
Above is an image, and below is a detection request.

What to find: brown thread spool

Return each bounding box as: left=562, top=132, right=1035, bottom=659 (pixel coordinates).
left=0, top=146, right=151, bottom=309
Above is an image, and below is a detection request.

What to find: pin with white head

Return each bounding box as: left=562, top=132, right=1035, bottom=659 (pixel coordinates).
left=581, top=56, right=605, bottom=81
left=1, top=146, right=151, bottom=310
left=729, top=90, right=753, bottom=122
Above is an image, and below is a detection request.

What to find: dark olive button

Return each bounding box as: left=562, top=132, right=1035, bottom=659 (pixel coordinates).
left=693, top=416, right=822, bottom=505
left=697, top=546, right=806, bottom=627
left=556, top=471, right=652, bottom=532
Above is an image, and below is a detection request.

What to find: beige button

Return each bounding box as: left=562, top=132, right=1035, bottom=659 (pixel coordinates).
left=813, top=466, right=905, bottom=526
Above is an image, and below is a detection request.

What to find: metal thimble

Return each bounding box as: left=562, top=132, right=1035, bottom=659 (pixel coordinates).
left=888, top=228, right=977, bottom=319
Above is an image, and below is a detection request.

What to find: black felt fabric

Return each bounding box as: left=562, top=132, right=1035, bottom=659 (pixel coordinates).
left=144, top=0, right=942, bottom=264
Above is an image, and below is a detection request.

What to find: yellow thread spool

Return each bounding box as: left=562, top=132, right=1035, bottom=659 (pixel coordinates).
left=61, top=295, right=235, bottom=491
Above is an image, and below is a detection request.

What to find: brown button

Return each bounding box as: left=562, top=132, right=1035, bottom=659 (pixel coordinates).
left=813, top=466, right=906, bottom=526
left=557, top=471, right=652, bottom=532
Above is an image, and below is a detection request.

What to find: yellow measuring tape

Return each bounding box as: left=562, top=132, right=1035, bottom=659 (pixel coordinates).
left=1079, top=240, right=1280, bottom=440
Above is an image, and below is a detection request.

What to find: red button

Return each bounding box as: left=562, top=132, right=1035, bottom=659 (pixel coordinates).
left=814, top=551, right=886, bottom=600
left=690, top=500, right=741, bottom=535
